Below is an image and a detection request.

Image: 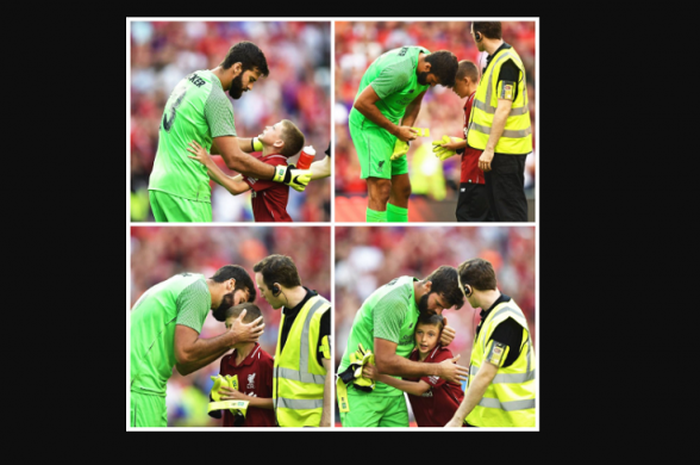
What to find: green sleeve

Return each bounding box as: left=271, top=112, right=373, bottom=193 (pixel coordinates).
left=204, top=90, right=237, bottom=138
left=373, top=292, right=408, bottom=344
left=175, top=280, right=211, bottom=333
left=370, top=62, right=411, bottom=100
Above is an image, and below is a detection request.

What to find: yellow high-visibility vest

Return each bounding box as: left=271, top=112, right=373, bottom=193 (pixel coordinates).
left=273, top=295, right=330, bottom=427
left=466, top=299, right=536, bottom=427
left=467, top=46, right=533, bottom=155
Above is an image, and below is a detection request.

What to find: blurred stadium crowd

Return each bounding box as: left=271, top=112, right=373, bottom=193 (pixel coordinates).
left=334, top=21, right=536, bottom=203
left=129, top=226, right=331, bottom=426
left=334, top=226, right=535, bottom=425
left=129, top=21, right=332, bottom=222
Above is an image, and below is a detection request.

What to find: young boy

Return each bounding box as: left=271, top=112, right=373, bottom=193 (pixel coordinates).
left=363, top=313, right=465, bottom=427
left=208, top=302, right=277, bottom=427
left=432, top=60, right=493, bottom=222
left=187, top=119, right=314, bottom=222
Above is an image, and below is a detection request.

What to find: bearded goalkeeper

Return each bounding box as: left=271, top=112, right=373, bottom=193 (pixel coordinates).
left=147, top=41, right=311, bottom=222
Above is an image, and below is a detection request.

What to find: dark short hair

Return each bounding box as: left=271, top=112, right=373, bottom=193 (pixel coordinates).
left=472, top=22, right=502, bottom=40
left=253, top=254, right=301, bottom=289
left=456, top=60, right=479, bottom=82
left=220, top=41, right=269, bottom=77
left=425, top=265, right=464, bottom=309
left=210, top=264, right=256, bottom=302
left=416, top=313, right=445, bottom=332
left=425, top=50, right=458, bottom=87
left=224, top=302, right=263, bottom=324
left=279, top=119, right=305, bottom=157
left=458, top=258, right=498, bottom=291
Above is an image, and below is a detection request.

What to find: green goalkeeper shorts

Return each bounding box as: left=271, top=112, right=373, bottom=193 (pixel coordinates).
left=339, top=386, right=409, bottom=427
left=149, top=190, right=212, bottom=222
left=130, top=390, right=167, bottom=427
left=349, top=122, right=409, bottom=180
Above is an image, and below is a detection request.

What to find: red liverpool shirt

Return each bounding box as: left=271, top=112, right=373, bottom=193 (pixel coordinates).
left=217, top=343, right=277, bottom=427
left=404, top=346, right=465, bottom=427
left=461, top=92, right=486, bottom=185
left=243, top=153, right=292, bottom=222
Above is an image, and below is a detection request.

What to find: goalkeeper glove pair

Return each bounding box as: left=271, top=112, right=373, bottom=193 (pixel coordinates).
left=432, top=135, right=465, bottom=161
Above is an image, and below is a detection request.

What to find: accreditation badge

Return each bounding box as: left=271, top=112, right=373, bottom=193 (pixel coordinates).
left=486, top=340, right=510, bottom=367
left=498, top=81, right=515, bottom=100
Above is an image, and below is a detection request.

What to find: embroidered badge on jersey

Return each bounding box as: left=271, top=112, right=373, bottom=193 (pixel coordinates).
left=498, top=81, right=515, bottom=100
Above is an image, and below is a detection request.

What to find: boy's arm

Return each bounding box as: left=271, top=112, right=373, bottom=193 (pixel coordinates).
left=363, top=362, right=430, bottom=396
left=309, top=155, right=331, bottom=181
left=187, top=141, right=251, bottom=195
left=218, top=386, right=273, bottom=409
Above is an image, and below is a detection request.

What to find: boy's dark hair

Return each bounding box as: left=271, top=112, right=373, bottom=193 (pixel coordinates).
left=416, top=313, right=445, bottom=332
left=224, top=302, right=263, bottom=324
left=210, top=265, right=257, bottom=302
left=455, top=60, right=479, bottom=82
left=424, top=265, right=464, bottom=309
left=458, top=258, right=498, bottom=291
left=425, top=50, right=458, bottom=87
left=253, top=254, right=301, bottom=289
left=279, top=120, right=305, bottom=157
left=220, top=41, right=270, bottom=77
left=472, top=22, right=502, bottom=40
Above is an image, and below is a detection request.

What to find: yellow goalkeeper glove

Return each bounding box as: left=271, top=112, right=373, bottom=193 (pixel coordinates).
left=252, top=137, right=263, bottom=152
left=272, top=165, right=312, bottom=192
left=432, top=135, right=464, bottom=161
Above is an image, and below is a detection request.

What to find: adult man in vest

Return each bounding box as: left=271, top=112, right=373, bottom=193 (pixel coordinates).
left=148, top=41, right=311, bottom=222
left=349, top=46, right=458, bottom=222
left=337, top=266, right=469, bottom=427
left=130, top=265, right=263, bottom=427
left=253, top=254, right=331, bottom=427
left=467, top=22, right=533, bottom=222
left=445, top=258, right=535, bottom=427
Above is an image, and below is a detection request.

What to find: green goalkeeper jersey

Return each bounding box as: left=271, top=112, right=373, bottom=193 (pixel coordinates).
left=130, top=273, right=211, bottom=396
left=338, top=276, right=420, bottom=396
left=148, top=69, right=237, bottom=203
left=348, top=46, right=430, bottom=129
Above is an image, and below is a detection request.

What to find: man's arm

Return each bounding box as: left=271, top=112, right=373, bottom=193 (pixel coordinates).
left=373, top=337, right=468, bottom=384
left=173, top=311, right=264, bottom=376
left=320, top=357, right=332, bottom=427
left=353, top=86, right=417, bottom=142
left=445, top=361, right=498, bottom=427
left=478, top=98, right=512, bottom=172
left=399, top=90, right=426, bottom=128
left=213, top=136, right=276, bottom=179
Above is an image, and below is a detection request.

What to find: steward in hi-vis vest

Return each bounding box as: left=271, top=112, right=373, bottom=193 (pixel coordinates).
left=467, top=45, right=532, bottom=156
left=273, top=294, right=331, bottom=427
left=466, top=299, right=535, bottom=427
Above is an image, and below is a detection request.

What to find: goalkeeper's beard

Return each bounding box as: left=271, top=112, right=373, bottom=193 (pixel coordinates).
left=228, top=73, right=245, bottom=99
left=212, top=291, right=235, bottom=321
left=418, top=292, right=437, bottom=316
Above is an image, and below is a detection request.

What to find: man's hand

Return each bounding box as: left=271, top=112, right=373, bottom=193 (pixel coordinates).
left=272, top=165, right=312, bottom=192
left=228, top=309, right=264, bottom=346
left=396, top=126, right=418, bottom=142
left=361, top=362, right=379, bottom=380
left=440, top=317, right=456, bottom=346
left=436, top=354, right=469, bottom=384
left=478, top=147, right=495, bottom=172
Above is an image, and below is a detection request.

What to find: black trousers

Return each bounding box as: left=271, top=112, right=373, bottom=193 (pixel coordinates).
left=456, top=182, right=493, bottom=222
left=484, top=153, right=528, bottom=222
